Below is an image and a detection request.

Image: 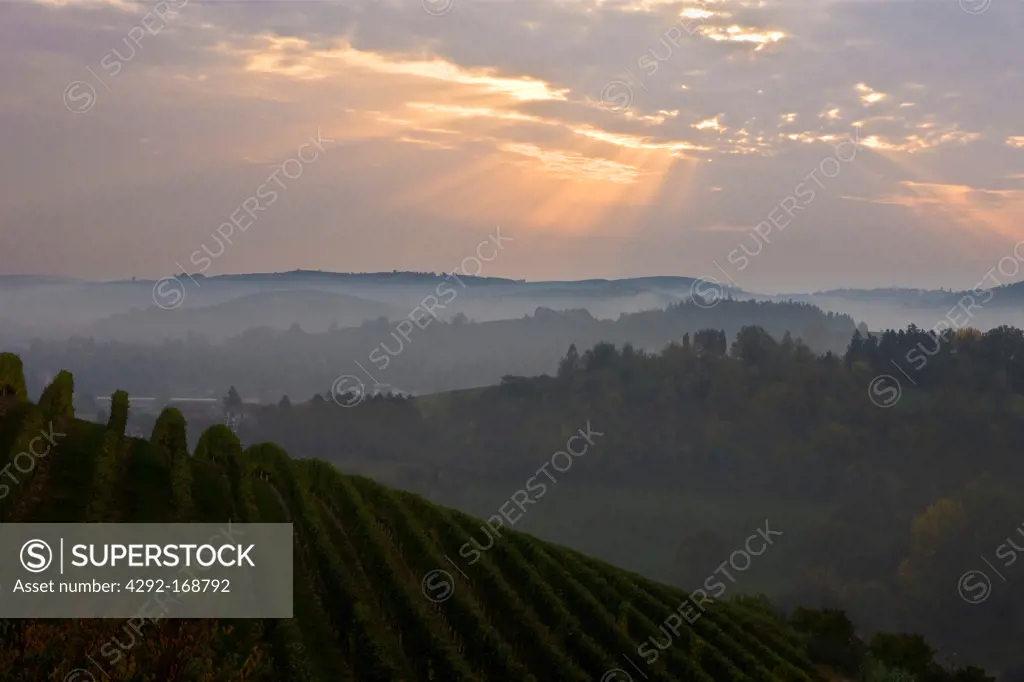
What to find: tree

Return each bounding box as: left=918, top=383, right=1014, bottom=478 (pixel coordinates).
left=847, top=329, right=865, bottom=366
left=868, top=633, right=934, bottom=678
left=909, top=498, right=968, bottom=559
left=860, top=659, right=917, bottom=682
left=790, top=607, right=864, bottom=674
left=583, top=342, right=619, bottom=371
left=39, top=370, right=75, bottom=420
left=694, top=329, right=727, bottom=358
left=780, top=330, right=795, bottom=357
left=730, top=325, right=778, bottom=366
left=223, top=386, right=243, bottom=417
left=109, top=390, right=129, bottom=433
left=151, top=408, right=192, bottom=520
left=558, top=344, right=580, bottom=378
left=151, top=408, right=188, bottom=462
left=195, top=424, right=241, bottom=464
left=278, top=394, right=292, bottom=409
left=0, top=353, right=28, bottom=401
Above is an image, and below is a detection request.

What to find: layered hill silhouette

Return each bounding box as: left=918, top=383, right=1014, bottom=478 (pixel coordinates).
left=0, top=353, right=991, bottom=682
left=89, top=290, right=404, bottom=342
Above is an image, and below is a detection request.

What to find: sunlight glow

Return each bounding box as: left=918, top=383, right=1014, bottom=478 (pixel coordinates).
left=571, top=126, right=711, bottom=155
left=856, top=83, right=887, bottom=107
left=694, top=117, right=723, bottom=131
left=501, top=143, right=644, bottom=184
left=240, top=36, right=568, bottom=102
left=700, top=25, right=786, bottom=50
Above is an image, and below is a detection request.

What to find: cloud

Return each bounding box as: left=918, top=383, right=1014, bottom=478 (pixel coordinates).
left=855, top=83, right=887, bottom=107
left=848, top=180, right=1024, bottom=243
left=1, top=0, right=1022, bottom=290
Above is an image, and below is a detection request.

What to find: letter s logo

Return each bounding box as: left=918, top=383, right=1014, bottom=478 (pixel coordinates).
left=63, top=81, right=97, bottom=114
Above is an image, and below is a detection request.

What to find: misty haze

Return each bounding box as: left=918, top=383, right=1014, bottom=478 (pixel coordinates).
left=2, top=1, right=1024, bottom=681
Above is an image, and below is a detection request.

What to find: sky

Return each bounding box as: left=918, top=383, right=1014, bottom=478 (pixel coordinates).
left=1, top=0, right=1023, bottom=293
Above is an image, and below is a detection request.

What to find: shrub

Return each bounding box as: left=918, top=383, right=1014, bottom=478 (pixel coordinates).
left=790, top=607, right=865, bottom=674
left=0, top=353, right=28, bottom=401
left=38, top=370, right=74, bottom=420
left=861, top=657, right=916, bottom=682
left=868, top=633, right=934, bottom=679
left=108, top=390, right=129, bottom=433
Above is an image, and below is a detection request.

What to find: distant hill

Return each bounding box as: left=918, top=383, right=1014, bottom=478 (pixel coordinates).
left=12, top=268, right=1024, bottom=344
left=0, top=357, right=989, bottom=682
left=769, top=283, right=1024, bottom=333
left=88, top=290, right=403, bottom=342
left=0, top=271, right=750, bottom=342
left=980, top=280, right=1024, bottom=306
left=19, top=298, right=859, bottom=401
left=782, top=287, right=954, bottom=306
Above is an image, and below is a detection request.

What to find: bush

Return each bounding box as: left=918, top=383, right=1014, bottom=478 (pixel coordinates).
left=38, top=370, right=74, bottom=420
left=861, top=658, right=917, bottom=682
left=151, top=408, right=188, bottom=463
left=790, top=607, right=866, bottom=674
left=108, top=390, right=129, bottom=433
left=152, top=408, right=191, bottom=520
left=195, top=424, right=242, bottom=465
left=869, top=633, right=934, bottom=678
left=0, top=353, right=28, bottom=401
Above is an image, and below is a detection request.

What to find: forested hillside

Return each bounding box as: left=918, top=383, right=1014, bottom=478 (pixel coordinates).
left=0, top=353, right=989, bottom=682
left=237, top=326, right=1024, bottom=676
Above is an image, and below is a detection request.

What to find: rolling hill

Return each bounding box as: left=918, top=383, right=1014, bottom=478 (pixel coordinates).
left=0, top=353, right=987, bottom=682
left=88, top=289, right=403, bottom=342
left=0, top=271, right=744, bottom=344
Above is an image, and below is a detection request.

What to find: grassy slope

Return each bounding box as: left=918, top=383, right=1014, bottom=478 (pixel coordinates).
left=0, top=393, right=823, bottom=682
